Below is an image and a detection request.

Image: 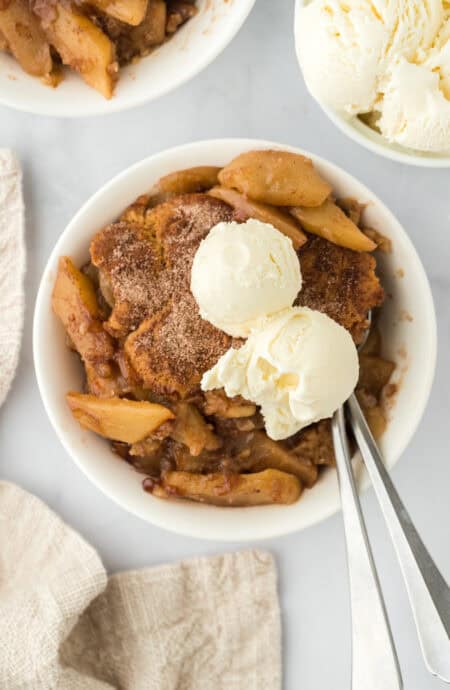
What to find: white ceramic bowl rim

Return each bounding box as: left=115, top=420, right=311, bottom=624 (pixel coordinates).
left=0, top=0, right=255, bottom=118
left=33, top=138, right=437, bottom=541
left=322, top=105, right=450, bottom=168
left=294, top=0, right=450, bottom=168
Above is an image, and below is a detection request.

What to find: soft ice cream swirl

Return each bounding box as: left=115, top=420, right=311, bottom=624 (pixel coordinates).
left=202, top=307, right=359, bottom=441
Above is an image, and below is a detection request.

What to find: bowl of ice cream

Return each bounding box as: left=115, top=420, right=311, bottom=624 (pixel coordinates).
left=294, top=0, right=450, bottom=167
left=33, top=139, right=436, bottom=540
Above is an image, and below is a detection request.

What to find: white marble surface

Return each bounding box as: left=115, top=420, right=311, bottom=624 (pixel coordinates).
left=0, top=2, right=449, bottom=688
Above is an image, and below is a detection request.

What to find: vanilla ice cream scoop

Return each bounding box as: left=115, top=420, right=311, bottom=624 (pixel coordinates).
left=191, top=219, right=302, bottom=337
left=379, top=57, right=450, bottom=151
left=295, top=0, right=387, bottom=115
left=295, top=0, right=450, bottom=153
left=201, top=307, right=359, bottom=440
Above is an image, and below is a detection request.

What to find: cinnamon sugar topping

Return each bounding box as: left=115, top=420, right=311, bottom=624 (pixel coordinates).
left=91, top=194, right=234, bottom=395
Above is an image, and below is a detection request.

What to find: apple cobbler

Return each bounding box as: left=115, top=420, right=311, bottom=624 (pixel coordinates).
left=53, top=150, right=395, bottom=507
left=0, top=0, right=197, bottom=98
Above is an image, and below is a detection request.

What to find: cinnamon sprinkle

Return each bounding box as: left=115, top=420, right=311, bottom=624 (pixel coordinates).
left=92, top=194, right=234, bottom=395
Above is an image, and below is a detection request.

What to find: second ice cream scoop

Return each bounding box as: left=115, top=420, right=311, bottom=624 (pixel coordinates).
left=202, top=307, right=359, bottom=440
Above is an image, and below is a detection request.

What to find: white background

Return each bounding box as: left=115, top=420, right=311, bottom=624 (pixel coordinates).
left=0, top=2, right=449, bottom=688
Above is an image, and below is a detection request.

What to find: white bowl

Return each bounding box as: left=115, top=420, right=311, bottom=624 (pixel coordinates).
left=0, top=0, right=255, bottom=118
left=294, top=0, right=450, bottom=168
left=33, top=138, right=437, bottom=541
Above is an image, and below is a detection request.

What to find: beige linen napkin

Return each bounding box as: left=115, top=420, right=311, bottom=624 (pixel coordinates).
left=0, top=153, right=282, bottom=690
left=0, top=150, right=25, bottom=407
left=0, top=483, right=281, bottom=690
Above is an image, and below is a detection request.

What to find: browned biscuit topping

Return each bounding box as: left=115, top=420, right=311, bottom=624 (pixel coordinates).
left=91, top=194, right=235, bottom=395
left=297, top=236, right=384, bottom=343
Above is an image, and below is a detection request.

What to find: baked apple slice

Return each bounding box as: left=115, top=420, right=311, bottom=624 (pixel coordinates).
left=209, top=186, right=307, bottom=249
left=147, top=166, right=222, bottom=206
left=171, top=402, right=221, bottom=456
left=218, top=150, right=332, bottom=207
left=52, top=257, right=114, bottom=366
left=246, top=432, right=318, bottom=487
left=66, top=393, right=174, bottom=443
left=44, top=4, right=117, bottom=98
left=291, top=199, right=377, bottom=252
left=0, top=0, right=53, bottom=78
left=151, top=468, right=302, bottom=505
left=89, top=0, right=149, bottom=26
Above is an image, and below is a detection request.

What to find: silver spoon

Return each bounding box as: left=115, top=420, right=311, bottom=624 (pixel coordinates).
left=347, top=388, right=450, bottom=682
left=331, top=315, right=402, bottom=690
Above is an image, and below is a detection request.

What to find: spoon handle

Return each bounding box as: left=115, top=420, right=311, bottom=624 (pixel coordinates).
left=332, top=407, right=402, bottom=690
left=348, top=393, right=450, bottom=683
